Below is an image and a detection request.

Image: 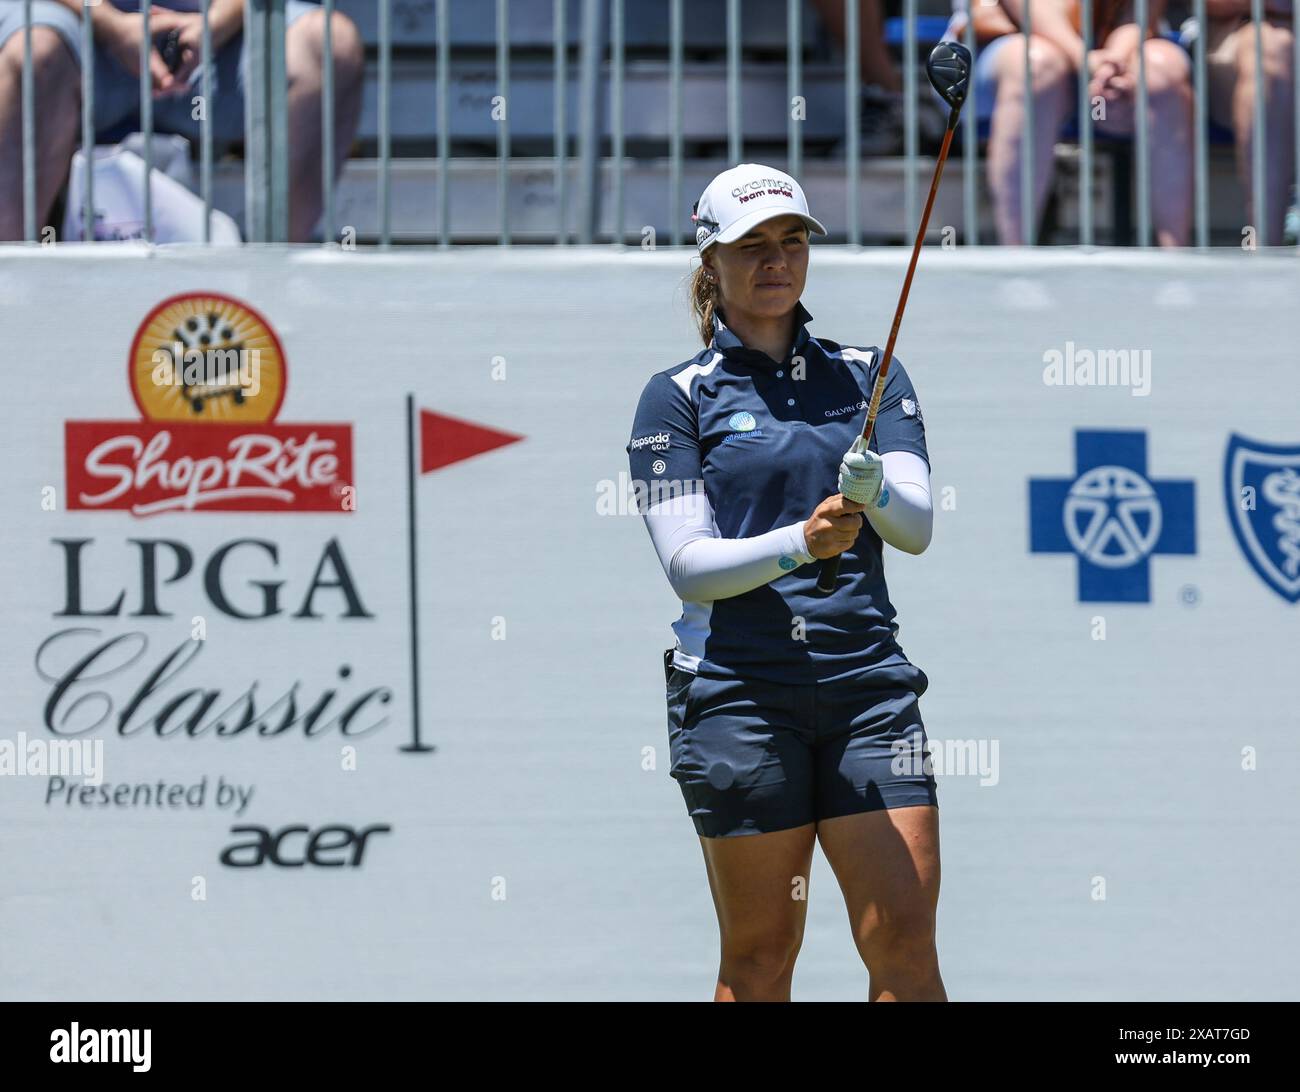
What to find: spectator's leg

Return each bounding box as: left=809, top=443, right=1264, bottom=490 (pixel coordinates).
left=809, top=0, right=901, bottom=92
left=0, top=26, right=79, bottom=241
left=984, top=34, right=1073, bottom=245
left=1094, top=26, right=1192, bottom=247
left=859, top=0, right=901, bottom=93
left=1232, top=18, right=1296, bottom=245
left=1140, top=37, right=1194, bottom=248
left=285, top=6, right=364, bottom=242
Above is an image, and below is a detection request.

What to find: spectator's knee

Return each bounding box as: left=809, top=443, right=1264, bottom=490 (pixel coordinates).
left=328, top=13, right=365, bottom=90
left=1258, top=23, right=1295, bottom=84
left=294, top=8, right=364, bottom=82
left=1236, top=22, right=1295, bottom=84
left=1, top=24, right=78, bottom=86
left=1141, top=41, right=1190, bottom=100
left=998, top=35, right=1072, bottom=99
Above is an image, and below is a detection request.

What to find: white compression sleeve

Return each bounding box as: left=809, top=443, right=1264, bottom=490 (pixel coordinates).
left=865, top=450, right=933, bottom=555
left=642, top=491, right=816, bottom=602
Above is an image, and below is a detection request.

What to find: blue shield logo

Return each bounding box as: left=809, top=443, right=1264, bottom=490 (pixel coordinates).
left=1224, top=435, right=1300, bottom=604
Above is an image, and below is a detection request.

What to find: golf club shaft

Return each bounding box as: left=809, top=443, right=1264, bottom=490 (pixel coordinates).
left=815, top=122, right=957, bottom=596
left=861, top=124, right=955, bottom=446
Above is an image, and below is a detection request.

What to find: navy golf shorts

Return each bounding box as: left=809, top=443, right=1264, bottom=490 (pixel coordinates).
left=663, top=651, right=938, bottom=838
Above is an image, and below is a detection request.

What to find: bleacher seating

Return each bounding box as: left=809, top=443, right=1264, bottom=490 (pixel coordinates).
left=196, top=0, right=1248, bottom=244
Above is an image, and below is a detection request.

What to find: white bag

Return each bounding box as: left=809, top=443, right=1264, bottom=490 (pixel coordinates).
left=62, top=142, right=241, bottom=244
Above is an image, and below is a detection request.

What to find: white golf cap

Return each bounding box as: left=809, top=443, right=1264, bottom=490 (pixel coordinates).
left=692, top=163, right=827, bottom=251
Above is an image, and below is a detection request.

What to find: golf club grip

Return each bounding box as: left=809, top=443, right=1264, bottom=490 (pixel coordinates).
left=816, top=553, right=842, bottom=594
left=816, top=402, right=882, bottom=596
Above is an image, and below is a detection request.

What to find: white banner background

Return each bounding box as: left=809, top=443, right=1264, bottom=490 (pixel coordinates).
left=0, top=246, right=1296, bottom=1000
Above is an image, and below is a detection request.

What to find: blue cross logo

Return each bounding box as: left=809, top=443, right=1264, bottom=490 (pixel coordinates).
left=1029, top=430, right=1195, bottom=602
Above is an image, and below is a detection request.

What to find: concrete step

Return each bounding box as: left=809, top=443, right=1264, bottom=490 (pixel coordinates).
left=338, top=0, right=822, bottom=52
left=211, top=152, right=1122, bottom=245
left=209, top=148, right=1257, bottom=246
left=356, top=59, right=934, bottom=147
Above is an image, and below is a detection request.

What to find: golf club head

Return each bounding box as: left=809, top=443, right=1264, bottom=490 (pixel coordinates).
left=926, top=40, right=972, bottom=116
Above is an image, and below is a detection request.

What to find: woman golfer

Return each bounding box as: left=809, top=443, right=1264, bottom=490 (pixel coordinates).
left=626, top=164, right=945, bottom=1002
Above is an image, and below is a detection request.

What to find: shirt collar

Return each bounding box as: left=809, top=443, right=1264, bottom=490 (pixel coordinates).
left=711, top=301, right=815, bottom=362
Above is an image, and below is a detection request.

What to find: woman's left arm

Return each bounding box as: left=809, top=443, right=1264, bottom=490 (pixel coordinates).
left=863, top=450, right=932, bottom=555
left=838, top=353, right=932, bottom=554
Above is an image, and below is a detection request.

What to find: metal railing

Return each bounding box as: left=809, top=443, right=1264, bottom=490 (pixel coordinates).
left=8, top=0, right=1300, bottom=248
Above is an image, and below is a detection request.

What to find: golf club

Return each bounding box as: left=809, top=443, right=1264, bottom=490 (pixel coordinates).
left=815, top=40, right=972, bottom=596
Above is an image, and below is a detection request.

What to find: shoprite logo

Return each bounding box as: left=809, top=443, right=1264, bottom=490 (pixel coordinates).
left=64, top=292, right=354, bottom=516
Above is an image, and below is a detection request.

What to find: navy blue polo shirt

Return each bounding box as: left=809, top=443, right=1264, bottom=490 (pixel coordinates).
left=627, top=302, right=930, bottom=687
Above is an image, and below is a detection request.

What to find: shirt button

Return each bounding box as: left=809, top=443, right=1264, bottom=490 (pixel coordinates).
left=787, top=398, right=796, bottom=407
left=776, top=370, right=784, bottom=378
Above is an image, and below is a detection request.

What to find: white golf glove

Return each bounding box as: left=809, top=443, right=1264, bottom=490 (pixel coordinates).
left=838, top=436, right=884, bottom=506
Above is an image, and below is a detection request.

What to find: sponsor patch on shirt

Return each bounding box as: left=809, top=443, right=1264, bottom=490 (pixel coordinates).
left=901, top=398, right=922, bottom=421
left=825, top=399, right=869, bottom=419
left=631, top=431, right=672, bottom=451
left=728, top=411, right=757, bottom=432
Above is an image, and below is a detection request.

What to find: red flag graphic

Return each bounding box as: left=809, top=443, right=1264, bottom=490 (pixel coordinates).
left=418, top=409, right=523, bottom=473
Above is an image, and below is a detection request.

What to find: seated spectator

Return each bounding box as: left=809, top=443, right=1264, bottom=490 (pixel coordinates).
left=0, top=0, right=364, bottom=242
left=1202, top=0, right=1295, bottom=244
left=810, top=0, right=945, bottom=154
left=962, top=0, right=1193, bottom=245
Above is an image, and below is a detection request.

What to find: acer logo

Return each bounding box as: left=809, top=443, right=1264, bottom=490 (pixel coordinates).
left=220, top=823, right=391, bottom=868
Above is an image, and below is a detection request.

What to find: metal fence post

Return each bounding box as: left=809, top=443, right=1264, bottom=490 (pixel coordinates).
left=22, top=0, right=36, bottom=242
left=1193, top=0, right=1209, bottom=249
left=962, top=9, right=977, bottom=245
left=787, top=0, right=802, bottom=179
left=612, top=0, right=625, bottom=245
left=244, top=0, right=268, bottom=241
left=554, top=0, right=567, bottom=245
left=1250, top=0, right=1267, bottom=243
left=437, top=0, right=450, bottom=247
left=577, top=0, right=601, bottom=243
left=845, top=0, right=859, bottom=246
left=1021, top=0, right=1035, bottom=245
left=80, top=0, right=94, bottom=241
left=497, top=0, right=510, bottom=246
left=379, top=0, right=392, bottom=246
left=670, top=0, right=683, bottom=245
left=1079, top=0, right=1093, bottom=246
left=1135, top=0, right=1151, bottom=247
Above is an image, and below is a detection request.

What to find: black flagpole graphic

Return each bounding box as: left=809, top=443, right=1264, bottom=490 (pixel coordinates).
left=403, top=392, right=434, bottom=752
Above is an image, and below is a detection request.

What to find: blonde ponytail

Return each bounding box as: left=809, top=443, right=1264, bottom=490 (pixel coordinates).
left=689, top=262, right=720, bottom=347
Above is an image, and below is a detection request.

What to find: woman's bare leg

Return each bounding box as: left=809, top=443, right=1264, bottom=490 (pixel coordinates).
left=698, top=823, right=818, bottom=1002
left=817, top=805, right=945, bottom=1001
